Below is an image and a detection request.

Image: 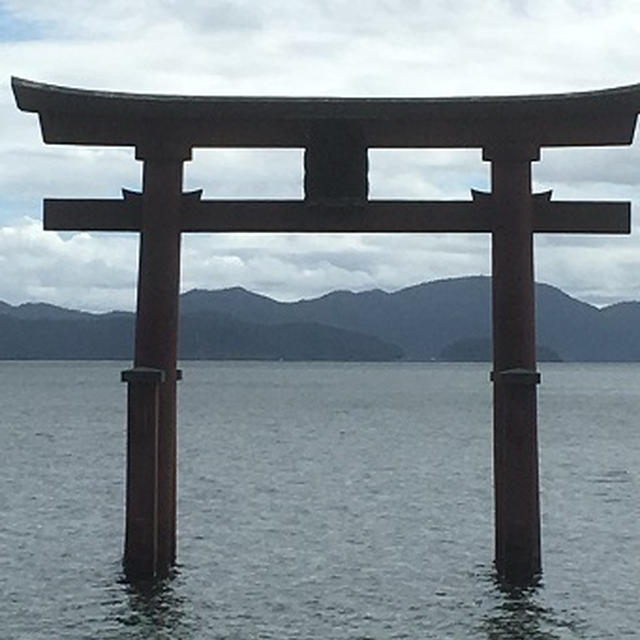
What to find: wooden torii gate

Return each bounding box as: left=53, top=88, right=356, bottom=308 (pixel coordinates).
left=12, top=77, right=639, bottom=586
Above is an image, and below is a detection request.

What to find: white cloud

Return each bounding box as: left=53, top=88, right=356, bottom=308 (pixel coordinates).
left=0, top=217, right=138, bottom=310
left=535, top=145, right=640, bottom=192
left=185, top=149, right=303, bottom=199
left=535, top=236, right=640, bottom=306
left=1, top=0, right=640, bottom=309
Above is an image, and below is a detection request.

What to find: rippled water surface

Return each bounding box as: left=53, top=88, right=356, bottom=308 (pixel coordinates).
left=1, top=361, right=638, bottom=638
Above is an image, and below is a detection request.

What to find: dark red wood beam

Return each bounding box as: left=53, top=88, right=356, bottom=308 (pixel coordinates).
left=13, top=77, right=640, bottom=148
left=44, top=198, right=630, bottom=234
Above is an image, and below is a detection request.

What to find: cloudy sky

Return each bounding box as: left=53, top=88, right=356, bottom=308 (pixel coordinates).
left=1, top=0, right=640, bottom=311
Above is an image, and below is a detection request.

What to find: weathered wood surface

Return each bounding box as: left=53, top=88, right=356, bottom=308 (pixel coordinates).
left=44, top=197, right=630, bottom=234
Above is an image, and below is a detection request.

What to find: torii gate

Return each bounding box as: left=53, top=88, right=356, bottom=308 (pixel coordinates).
left=12, top=77, right=639, bottom=587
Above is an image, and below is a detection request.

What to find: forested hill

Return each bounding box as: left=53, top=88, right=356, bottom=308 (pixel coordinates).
left=1, top=276, right=639, bottom=361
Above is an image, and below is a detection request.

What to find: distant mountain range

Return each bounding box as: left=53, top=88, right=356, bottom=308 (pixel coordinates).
left=1, top=276, right=640, bottom=361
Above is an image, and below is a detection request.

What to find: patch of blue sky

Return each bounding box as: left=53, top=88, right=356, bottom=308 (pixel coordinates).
left=0, top=197, right=40, bottom=222
left=0, top=5, right=43, bottom=42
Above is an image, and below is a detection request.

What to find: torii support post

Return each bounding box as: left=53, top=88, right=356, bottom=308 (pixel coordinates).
left=488, top=144, right=541, bottom=585
left=125, top=144, right=189, bottom=579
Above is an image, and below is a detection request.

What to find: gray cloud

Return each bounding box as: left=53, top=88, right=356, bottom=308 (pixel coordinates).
left=1, top=1, right=640, bottom=310
left=536, top=146, right=640, bottom=190
left=0, top=218, right=138, bottom=310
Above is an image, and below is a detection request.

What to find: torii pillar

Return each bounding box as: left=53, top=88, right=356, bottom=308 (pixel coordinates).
left=487, top=143, right=541, bottom=584
left=121, top=141, right=189, bottom=578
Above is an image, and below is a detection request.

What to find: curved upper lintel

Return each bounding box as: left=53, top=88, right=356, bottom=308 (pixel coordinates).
left=11, top=76, right=640, bottom=149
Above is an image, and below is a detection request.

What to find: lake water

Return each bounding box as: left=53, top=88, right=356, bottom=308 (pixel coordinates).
left=0, top=361, right=638, bottom=639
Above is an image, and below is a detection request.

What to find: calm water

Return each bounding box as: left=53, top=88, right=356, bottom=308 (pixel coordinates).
left=0, top=361, right=638, bottom=639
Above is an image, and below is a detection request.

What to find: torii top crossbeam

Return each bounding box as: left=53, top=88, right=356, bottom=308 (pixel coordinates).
left=11, top=76, right=640, bottom=148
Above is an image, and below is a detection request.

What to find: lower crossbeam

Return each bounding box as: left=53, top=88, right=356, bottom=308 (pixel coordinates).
left=44, top=198, right=630, bottom=234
